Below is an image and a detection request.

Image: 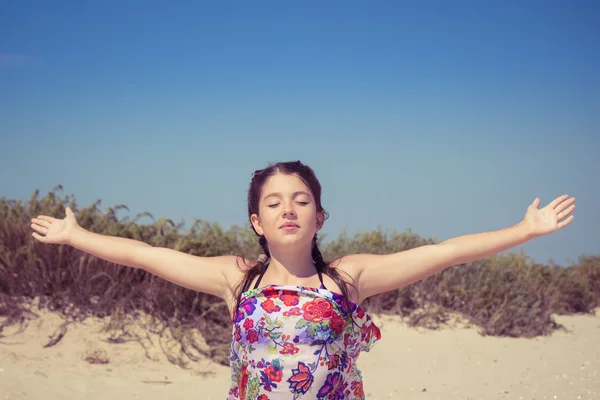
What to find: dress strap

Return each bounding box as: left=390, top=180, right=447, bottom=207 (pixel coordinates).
left=253, top=261, right=269, bottom=289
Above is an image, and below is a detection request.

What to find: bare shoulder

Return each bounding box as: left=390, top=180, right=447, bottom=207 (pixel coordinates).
left=329, top=254, right=361, bottom=281
left=221, top=255, right=254, bottom=288
left=328, top=253, right=393, bottom=303
left=220, top=255, right=255, bottom=310
left=326, top=254, right=364, bottom=303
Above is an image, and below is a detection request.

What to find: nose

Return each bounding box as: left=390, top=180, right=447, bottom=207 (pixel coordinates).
left=282, top=202, right=296, bottom=218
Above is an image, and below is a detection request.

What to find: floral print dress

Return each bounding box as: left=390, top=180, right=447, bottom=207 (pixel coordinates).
left=228, top=270, right=381, bottom=400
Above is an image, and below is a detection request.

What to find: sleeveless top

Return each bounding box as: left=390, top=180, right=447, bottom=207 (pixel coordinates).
left=227, top=263, right=382, bottom=399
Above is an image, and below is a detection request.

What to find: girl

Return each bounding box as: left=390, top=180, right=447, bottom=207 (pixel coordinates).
left=30, top=161, right=575, bottom=399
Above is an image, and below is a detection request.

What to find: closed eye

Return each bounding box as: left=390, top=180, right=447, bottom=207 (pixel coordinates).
left=267, top=202, right=309, bottom=208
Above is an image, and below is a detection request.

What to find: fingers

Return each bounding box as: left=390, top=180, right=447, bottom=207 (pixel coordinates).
left=31, top=218, right=51, bottom=228
left=36, top=215, right=56, bottom=223
left=32, top=232, right=47, bottom=242
left=557, top=215, right=575, bottom=229
left=31, top=222, right=48, bottom=235
left=556, top=203, right=576, bottom=220
left=554, top=197, right=576, bottom=213
left=548, top=194, right=570, bottom=209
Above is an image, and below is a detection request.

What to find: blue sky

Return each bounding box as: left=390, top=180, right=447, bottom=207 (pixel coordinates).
left=1, top=1, right=598, bottom=266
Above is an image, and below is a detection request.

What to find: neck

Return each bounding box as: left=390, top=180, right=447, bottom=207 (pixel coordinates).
left=267, top=246, right=317, bottom=282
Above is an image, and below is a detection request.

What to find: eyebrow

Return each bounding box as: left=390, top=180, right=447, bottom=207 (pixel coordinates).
left=263, top=191, right=312, bottom=200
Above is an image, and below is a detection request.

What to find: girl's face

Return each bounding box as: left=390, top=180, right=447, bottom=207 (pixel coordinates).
left=251, top=172, right=323, bottom=249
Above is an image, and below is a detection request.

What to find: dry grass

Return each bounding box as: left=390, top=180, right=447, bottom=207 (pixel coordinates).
left=1, top=186, right=598, bottom=366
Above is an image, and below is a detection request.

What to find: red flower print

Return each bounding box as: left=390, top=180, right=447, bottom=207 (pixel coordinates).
left=280, top=291, right=299, bottom=306
left=261, top=299, right=281, bottom=314
left=283, top=307, right=302, bottom=317
left=360, top=324, right=369, bottom=341
left=280, top=342, right=300, bottom=355
left=373, top=323, right=382, bottom=340
left=257, top=395, right=269, bottom=400
left=329, top=312, right=346, bottom=335
left=343, top=333, right=350, bottom=347
left=353, top=381, right=365, bottom=397
left=243, top=318, right=254, bottom=330
left=287, top=361, right=314, bottom=395
left=246, top=329, right=259, bottom=344
left=234, top=325, right=241, bottom=342
left=361, top=322, right=381, bottom=342
left=265, top=365, right=283, bottom=382
left=326, top=354, right=340, bottom=370
left=238, top=365, right=248, bottom=399
left=356, top=306, right=365, bottom=319
left=263, top=287, right=279, bottom=298
left=302, top=298, right=333, bottom=322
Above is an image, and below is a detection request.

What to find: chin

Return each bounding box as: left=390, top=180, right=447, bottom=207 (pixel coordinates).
left=272, top=231, right=310, bottom=246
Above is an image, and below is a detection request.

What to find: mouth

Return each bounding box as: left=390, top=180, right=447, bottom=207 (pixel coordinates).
left=280, top=223, right=300, bottom=229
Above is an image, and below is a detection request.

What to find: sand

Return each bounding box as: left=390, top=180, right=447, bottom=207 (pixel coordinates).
left=1, top=306, right=598, bottom=400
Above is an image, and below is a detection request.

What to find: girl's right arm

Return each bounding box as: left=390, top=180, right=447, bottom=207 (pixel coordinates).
left=31, top=207, right=243, bottom=301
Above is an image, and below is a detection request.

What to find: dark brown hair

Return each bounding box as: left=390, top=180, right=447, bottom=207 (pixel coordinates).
left=232, top=160, right=357, bottom=320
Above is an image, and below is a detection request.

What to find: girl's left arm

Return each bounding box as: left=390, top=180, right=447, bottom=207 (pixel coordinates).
left=349, top=195, right=576, bottom=303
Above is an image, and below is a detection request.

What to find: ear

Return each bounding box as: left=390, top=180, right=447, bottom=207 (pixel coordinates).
left=316, top=211, right=325, bottom=231
left=250, top=213, right=264, bottom=235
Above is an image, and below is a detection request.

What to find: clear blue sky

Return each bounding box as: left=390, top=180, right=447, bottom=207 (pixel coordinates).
left=1, top=1, right=598, bottom=266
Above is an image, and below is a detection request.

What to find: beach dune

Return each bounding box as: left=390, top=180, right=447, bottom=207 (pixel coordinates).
left=1, top=308, right=598, bottom=400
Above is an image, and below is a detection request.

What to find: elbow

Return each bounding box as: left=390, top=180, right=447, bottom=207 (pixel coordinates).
left=435, top=243, right=463, bottom=268
left=132, top=245, right=154, bottom=270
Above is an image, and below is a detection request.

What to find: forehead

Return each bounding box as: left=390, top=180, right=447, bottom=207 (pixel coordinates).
left=261, top=173, right=312, bottom=197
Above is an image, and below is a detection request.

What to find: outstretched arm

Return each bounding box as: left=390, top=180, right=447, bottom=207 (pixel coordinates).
left=349, top=195, right=576, bottom=303
left=31, top=207, right=243, bottom=301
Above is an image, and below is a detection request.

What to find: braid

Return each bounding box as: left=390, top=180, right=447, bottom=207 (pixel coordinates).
left=311, top=234, right=325, bottom=270
left=258, top=235, right=270, bottom=271
left=259, top=236, right=270, bottom=257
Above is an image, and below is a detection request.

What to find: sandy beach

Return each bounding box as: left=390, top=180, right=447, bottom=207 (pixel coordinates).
left=1, top=306, right=598, bottom=400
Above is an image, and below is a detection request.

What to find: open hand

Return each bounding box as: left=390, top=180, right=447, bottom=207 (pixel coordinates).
left=523, top=195, right=576, bottom=238
left=31, top=207, right=79, bottom=245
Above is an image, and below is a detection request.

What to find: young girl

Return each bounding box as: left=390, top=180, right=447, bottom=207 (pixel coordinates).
left=30, top=160, right=575, bottom=399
